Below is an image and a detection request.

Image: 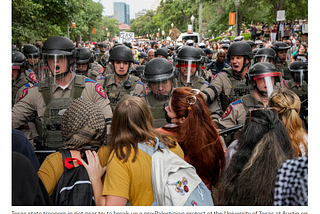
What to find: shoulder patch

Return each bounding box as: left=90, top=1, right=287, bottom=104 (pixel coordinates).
left=94, top=65, right=104, bottom=74
left=204, top=81, right=209, bottom=85
left=97, top=76, right=105, bottom=80
left=137, top=80, right=143, bottom=85
left=212, top=71, right=225, bottom=81
left=31, top=83, right=38, bottom=87
left=24, top=83, right=31, bottom=88
left=231, top=99, right=242, bottom=106
left=17, top=88, right=28, bottom=103
left=95, top=84, right=106, bottom=98
left=85, top=78, right=97, bottom=84
left=29, top=72, right=38, bottom=83
left=221, top=105, right=232, bottom=119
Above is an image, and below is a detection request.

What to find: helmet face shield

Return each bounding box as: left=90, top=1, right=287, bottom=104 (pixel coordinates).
left=176, top=60, right=202, bottom=83
left=254, top=55, right=275, bottom=64
left=253, top=72, right=282, bottom=99
left=144, top=78, right=173, bottom=100
left=42, top=53, right=73, bottom=83
left=27, top=54, right=39, bottom=67
left=290, top=70, right=307, bottom=86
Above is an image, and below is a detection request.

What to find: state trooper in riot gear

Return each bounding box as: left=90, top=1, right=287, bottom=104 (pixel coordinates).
left=174, top=46, right=209, bottom=90
left=246, top=40, right=256, bottom=50
left=22, top=44, right=39, bottom=83
left=102, top=43, right=126, bottom=75
left=201, top=41, right=253, bottom=120
left=271, top=41, right=291, bottom=80
left=12, top=36, right=113, bottom=150
left=141, top=58, right=175, bottom=128
left=96, top=42, right=109, bottom=69
left=253, top=48, right=277, bottom=65
left=12, top=51, right=38, bottom=146
left=100, top=45, right=143, bottom=111
left=12, top=51, right=34, bottom=106
left=287, top=61, right=308, bottom=129
left=138, top=52, right=148, bottom=65
left=75, top=47, right=104, bottom=80
left=131, top=65, right=145, bottom=78
left=217, top=62, right=284, bottom=146
left=155, top=48, right=168, bottom=59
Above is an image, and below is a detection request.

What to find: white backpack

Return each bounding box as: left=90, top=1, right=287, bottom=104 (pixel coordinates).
left=137, top=137, right=214, bottom=206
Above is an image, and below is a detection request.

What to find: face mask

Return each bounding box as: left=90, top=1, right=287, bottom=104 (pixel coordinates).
left=164, top=108, right=176, bottom=124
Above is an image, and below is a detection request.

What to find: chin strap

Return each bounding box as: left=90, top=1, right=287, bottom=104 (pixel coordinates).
left=233, top=56, right=250, bottom=75
left=254, top=84, right=268, bottom=97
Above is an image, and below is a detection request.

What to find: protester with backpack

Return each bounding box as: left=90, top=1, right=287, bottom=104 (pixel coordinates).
left=82, top=95, right=185, bottom=206
left=37, top=98, right=110, bottom=205
left=159, top=87, right=226, bottom=190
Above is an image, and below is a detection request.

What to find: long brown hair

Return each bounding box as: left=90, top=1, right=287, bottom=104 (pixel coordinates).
left=109, top=95, right=176, bottom=162
left=269, top=88, right=308, bottom=157
left=162, top=87, right=225, bottom=186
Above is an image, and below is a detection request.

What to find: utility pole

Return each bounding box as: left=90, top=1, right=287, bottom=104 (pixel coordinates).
left=199, top=4, right=203, bottom=42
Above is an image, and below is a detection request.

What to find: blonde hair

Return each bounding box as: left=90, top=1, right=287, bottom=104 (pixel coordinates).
left=269, top=89, right=308, bottom=157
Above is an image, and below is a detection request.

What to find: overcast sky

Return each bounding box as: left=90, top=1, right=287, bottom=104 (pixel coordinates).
left=94, top=0, right=158, bottom=20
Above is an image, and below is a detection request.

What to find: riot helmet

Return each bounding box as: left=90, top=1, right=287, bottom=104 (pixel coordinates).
left=74, top=47, right=94, bottom=75
left=227, top=41, right=253, bottom=75
left=12, top=51, right=28, bottom=81
left=221, top=43, right=230, bottom=52
left=12, top=45, right=20, bottom=52
left=271, top=42, right=291, bottom=62
left=249, top=62, right=282, bottom=99
left=175, top=46, right=202, bottom=83
left=246, top=40, right=256, bottom=49
left=138, top=52, right=148, bottom=59
left=155, top=48, right=168, bottom=59
left=167, top=45, right=174, bottom=50
left=99, top=42, right=108, bottom=54
left=142, top=58, right=174, bottom=100
left=41, top=36, right=76, bottom=82
left=22, top=44, right=40, bottom=68
left=252, top=48, right=259, bottom=58
left=175, top=43, right=183, bottom=51
left=255, top=40, right=263, bottom=48
left=108, top=45, right=134, bottom=77
left=253, top=48, right=277, bottom=64
left=233, top=36, right=244, bottom=42
left=131, top=65, right=145, bottom=78
left=222, top=38, right=231, bottom=44
left=289, top=61, right=308, bottom=85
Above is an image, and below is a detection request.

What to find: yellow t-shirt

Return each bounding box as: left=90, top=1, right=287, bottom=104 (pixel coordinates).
left=102, top=143, right=184, bottom=206
left=38, top=145, right=112, bottom=196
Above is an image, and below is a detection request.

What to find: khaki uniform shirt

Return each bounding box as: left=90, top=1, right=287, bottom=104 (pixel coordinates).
left=218, top=93, right=264, bottom=129
left=174, top=74, right=209, bottom=91
left=102, top=74, right=144, bottom=111
left=24, top=69, right=38, bottom=84
left=276, top=61, right=291, bottom=80
left=12, top=72, right=113, bottom=131
left=286, top=79, right=308, bottom=92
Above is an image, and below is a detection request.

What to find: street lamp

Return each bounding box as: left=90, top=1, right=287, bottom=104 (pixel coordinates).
left=234, top=0, right=240, bottom=36
left=158, top=28, right=160, bottom=40
left=171, top=23, right=174, bottom=29
left=191, top=15, right=195, bottom=32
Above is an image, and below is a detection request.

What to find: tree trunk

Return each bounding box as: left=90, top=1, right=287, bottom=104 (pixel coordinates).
left=181, top=9, right=190, bottom=25
left=272, top=0, right=286, bottom=20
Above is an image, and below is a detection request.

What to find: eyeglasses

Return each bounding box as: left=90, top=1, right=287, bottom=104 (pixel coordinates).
left=248, top=107, right=279, bottom=122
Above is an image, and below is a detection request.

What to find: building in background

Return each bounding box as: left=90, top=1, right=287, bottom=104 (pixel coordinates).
left=114, top=2, right=130, bottom=26
left=150, top=0, right=160, bottom=11
left=135, top=9, right=147, bottom=19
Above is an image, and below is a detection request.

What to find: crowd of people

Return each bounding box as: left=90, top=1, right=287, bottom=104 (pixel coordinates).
left=12, top=21, right=308, bottom=206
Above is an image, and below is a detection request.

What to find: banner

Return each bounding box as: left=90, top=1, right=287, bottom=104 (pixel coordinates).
left=107, top=32, right=110, bottom=37
left=162, top=30, right=165, bottom=36
left=229, top=13, right=235, bottom=25
left=119, top=32, right=134, bottom=43
left=92, top=28, right=96, bottom=34
left=276, top=10, right=286, bottom=21
left=169, top=27, right=182, bottom=41
left=169, top=29, right=172, bottom=35
left=156, top=32, right=159, bottom=37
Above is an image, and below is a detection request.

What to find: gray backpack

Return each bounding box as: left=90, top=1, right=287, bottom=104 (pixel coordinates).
left=137, top=137, right=214, bottom=206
